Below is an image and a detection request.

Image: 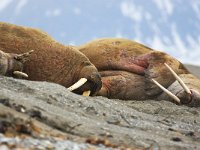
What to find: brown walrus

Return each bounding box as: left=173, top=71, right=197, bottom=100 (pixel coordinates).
left=78, top=38, right=200, bottom=107
left=0, top=22, right=102, bottom=95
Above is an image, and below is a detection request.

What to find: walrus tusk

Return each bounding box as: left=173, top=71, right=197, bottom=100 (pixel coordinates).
left=82, top=90, right=91, bottom=96
left=164, top=63, right=191, bottom=95
left=152, top=79, right=181, bottom=103
left=13, top=71, right=28, bottom=78
left=67, top=78, right=87, bottom=91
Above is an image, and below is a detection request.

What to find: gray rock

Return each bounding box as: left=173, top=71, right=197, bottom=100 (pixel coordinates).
left=0, top=134, right=113, bottom=150
left=0, top=75, right=200, bottom=150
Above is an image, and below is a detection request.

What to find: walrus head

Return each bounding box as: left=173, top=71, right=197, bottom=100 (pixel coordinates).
left=0, top=50, right=33, bottom=78
left=154, top=63, right=200, bottom=107
left=68, top=62, right=102, bottom=96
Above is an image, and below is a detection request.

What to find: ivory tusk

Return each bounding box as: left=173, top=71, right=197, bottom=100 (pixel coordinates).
left=67, top=78, right=87, bottom=91
left=152, top=79, right=181, bottom=103
left=82, top=90, right=91, bottom=96
left=13, top=71, right=28, bottom=78
left=164, top=63, right=191, bottom=94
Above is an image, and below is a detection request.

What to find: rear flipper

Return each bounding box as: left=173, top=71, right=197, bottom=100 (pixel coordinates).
left=0, top=50, right=33, bottom=78
left=97, top=70, right=148, bottom=100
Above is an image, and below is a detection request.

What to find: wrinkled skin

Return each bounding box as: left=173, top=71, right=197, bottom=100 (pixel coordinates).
left=97, top=70, right=147, bottom=100
left=0, top=22, right=102, bottom=95
left=78, top=38, right=200, bottom=106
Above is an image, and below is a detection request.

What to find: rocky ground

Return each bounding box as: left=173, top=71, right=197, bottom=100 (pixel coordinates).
left=0, top=65, right=200, bottom=150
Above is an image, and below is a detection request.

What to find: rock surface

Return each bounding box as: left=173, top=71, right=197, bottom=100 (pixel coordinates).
left=0, top=65, right=200, bottom=150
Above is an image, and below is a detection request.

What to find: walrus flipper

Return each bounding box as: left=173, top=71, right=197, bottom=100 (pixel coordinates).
left=0, top=50, right=32, bottom=78
left=144, top=51, right=181, bottom=96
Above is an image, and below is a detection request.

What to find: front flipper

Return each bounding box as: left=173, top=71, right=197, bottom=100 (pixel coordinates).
left=144, top=51, right=187, bottom=96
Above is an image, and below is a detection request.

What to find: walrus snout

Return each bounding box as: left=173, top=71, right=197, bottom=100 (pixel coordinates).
left=177, top=89, right=200, bottom=107
left=72, top=72, right=102, bottom=96
left=68, top=62, right=102, bottom=96
left=155, top=66, right=200, bottom=107
left=84, top=72, right=102, bottom=96
left=167, top=68, right=200, bottom=107
left=188, top=90, right=200, bottom=107
left=88, top=72, right=102, bottom=95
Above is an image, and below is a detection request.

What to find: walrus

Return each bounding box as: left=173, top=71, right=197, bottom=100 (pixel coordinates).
left=0, top=22, right=102, bottom=95
left=78, top=38, right=200, bottom=106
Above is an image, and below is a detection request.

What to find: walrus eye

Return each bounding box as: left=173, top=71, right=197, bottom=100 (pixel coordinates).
left=67, top=78, right=88, bottom=91
left=164, top=63, right=192, bottom=95
left=152, top=79, right=181, bottom=104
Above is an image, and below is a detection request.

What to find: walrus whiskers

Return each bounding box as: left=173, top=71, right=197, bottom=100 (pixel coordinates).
left=67, top=78, right=87, bottom=91
left=13, top=71, right=28, bottom=78
left=164, top=63, right=191, bottom=95
left=151, top=79, right=181, bottom=103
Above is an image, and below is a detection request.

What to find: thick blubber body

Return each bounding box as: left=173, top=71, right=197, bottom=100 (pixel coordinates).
left=78, top=38, right=200, bottom=106
left=0, top=22, right=102, bottom=95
